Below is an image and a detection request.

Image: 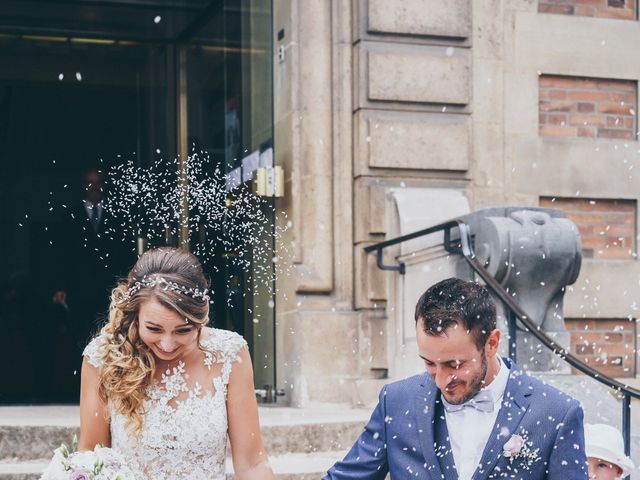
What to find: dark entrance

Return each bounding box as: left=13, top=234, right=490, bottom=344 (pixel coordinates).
left=0, top=76, right=141, bottom=402
left=0, top=0, right=276, bottom=404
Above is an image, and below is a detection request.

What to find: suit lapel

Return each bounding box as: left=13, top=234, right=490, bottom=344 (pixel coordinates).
left=471, top=360, right=532, bottom=480
left=433, top=399, right=458, bottom=478
left=415, top=375, right=451, bottom=480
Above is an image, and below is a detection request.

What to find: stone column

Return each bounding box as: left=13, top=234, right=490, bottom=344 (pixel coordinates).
left=273, top=0, right=365, bottom=406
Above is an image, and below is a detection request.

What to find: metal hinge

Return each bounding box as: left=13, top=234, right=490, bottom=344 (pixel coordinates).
left=254, top=166, right=285, bottom=197
left=255, top=385, right=286, bottom=403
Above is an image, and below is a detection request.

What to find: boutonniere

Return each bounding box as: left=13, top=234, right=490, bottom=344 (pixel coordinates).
left=502, top=433, right=540, bottom=469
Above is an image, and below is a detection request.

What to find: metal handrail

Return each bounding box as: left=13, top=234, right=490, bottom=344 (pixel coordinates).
left=365, top=218, right=639, bottom=457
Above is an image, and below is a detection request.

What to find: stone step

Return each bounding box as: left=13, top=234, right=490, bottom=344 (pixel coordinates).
left=0, top=451, right=347, bottom=480
left=0, top=406, right=368, bottom=462
left=0, top=460, right=45, bottom=480
left=247, top=451, right=347, bottom=479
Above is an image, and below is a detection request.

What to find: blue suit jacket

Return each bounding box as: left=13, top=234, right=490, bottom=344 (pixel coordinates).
left=325, top=358, right=588, bottom=479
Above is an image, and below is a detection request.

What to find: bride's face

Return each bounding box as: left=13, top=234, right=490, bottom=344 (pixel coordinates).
left=138, top=297, right=199, bottom=362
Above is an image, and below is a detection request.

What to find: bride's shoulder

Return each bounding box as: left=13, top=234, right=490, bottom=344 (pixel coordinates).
left=82, top=333, right=108, bottom=369
left=200, top=327, right=247, bottom=360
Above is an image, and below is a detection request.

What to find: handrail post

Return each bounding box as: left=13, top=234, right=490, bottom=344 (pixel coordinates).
left=623, top=392, right=631, bottom=455
left=622, top=392, right=631, bottom=480
left=374, top=248, right=406, bottom=274
left=508, top=310, right=517, bottom=362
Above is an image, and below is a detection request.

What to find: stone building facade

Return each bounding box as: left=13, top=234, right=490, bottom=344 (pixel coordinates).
left=272, top=0, right=640, bottom=406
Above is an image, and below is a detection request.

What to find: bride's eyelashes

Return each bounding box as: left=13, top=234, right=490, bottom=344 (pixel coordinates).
left=175, top=329, right=194, bottom=334
left=144, top=325, right=195, bottom=335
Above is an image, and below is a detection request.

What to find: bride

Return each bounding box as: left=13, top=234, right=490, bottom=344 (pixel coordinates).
left=79, top=247, right=275, bottom=480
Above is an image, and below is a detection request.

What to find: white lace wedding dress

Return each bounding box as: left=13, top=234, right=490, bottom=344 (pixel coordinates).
left=83, top=327, right=247, bottom=480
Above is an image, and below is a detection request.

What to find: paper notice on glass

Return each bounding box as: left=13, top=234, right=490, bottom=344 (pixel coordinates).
left=242, top=150, right=260, bottom=182
left=259, top=147, right=273, bottom=168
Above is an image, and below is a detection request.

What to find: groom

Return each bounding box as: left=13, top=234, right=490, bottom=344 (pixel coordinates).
left=325, top=278, right=588, bottom=479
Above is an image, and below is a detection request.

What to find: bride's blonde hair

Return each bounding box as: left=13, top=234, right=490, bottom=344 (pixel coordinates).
left=98, top=247, right=210, bottom=434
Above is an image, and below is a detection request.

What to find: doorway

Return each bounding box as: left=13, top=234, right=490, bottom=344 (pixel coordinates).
left=0, top=0, right=276, bottom=404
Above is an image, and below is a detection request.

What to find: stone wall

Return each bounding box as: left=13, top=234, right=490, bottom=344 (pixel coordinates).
left=352, top=0, right=472, bottom=308
left=273, top=0, right=476, bottom=406
left=502, top=1, right=640, bottom=387
left=273, top=0, right=640, bottom=406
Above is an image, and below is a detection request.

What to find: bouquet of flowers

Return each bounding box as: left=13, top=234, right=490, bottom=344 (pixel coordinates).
left=40, top=437, right=136, bottom=480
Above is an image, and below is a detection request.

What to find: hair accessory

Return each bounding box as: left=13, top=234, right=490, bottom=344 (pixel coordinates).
left=117, top=276, right=209, bottom=304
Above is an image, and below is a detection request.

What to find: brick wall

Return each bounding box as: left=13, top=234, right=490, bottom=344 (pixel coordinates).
left=540, top=197, right=636, bottom=259
left=539, top=0, right=636, bottom=19
left=539, top=75, right=637, bottom=140
left=565, top=318, right=637, bottom=377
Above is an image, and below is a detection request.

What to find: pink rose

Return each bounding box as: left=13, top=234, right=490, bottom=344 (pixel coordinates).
left=503, top=434, right=525, bottom=457
left=69, top=469, right=91, bottom=480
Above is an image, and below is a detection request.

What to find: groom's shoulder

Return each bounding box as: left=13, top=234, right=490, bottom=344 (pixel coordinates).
left=382, top=373, right=432, bottom=398
left=509, top=363, right=581, bottom=412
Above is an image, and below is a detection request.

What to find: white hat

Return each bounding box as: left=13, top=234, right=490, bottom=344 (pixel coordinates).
left=584, top=423, right=636, bottom=477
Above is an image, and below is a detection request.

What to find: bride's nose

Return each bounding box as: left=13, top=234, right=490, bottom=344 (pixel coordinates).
left=159, top=338, right=177, bottom=351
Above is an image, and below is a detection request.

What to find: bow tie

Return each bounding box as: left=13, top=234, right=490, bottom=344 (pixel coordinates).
left=442, top=389, right=494, bottom=413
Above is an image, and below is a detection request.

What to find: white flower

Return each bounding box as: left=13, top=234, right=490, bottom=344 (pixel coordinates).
left=40, top=444, right=136, bottom=480
left=40, top=447, right=68, bottom=479
left=503, top=434, right=525, bottom=457
left=68, top=451, right=95, bottom=469
left=502, top=432, right=540, bottom=470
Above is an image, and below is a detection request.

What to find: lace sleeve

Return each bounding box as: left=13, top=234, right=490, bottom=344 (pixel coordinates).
left=220, top=330, right=248, bottom=385
left=82, top=335, right=105, bottom=369
left=202, top=328, right=248, bottom=386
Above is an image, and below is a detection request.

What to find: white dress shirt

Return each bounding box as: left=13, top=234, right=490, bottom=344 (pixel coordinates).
left=444, top=356, right=510, bottom=480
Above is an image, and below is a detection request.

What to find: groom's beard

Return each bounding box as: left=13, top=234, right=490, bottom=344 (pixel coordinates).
left=442, top=352, right=488, bottom=405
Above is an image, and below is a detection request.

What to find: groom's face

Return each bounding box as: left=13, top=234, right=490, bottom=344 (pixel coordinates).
left=416, top=319, right=499, bottom=405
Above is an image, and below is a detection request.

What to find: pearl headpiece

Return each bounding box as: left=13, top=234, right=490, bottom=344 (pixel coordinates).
left=117, top=276, right=209, bottom=304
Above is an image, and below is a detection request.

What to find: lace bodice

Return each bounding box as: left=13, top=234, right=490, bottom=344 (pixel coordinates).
left=83, top=328, right=247, bottom=480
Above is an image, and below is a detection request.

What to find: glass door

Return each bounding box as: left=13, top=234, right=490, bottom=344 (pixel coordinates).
left=184, top=0, right=277, bottom=398
left=0, top=0, right=277, bottom=404
left=0, top=36, right=169, bottom=402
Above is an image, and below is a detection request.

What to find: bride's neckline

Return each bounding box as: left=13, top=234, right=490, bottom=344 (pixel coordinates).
left=146, top=359, right=225, bottom=410
left=146, top=328, right=224, bottom=405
